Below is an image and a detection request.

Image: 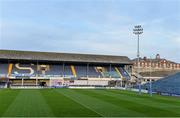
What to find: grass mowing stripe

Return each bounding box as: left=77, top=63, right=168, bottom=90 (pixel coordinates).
left=56, top=89, right=145, bottom=117
left=93, top=89, right=180, bottom=116
left=40, top=89, right=100, bottom=117
left=3, top=89, right=54, bottom=117
left=0, top=89, right=20, bottom=116
left=106, top=90, right=180, bottom=109
left=1, top=88, right=180, bottom=117
left=56, top=89, right=104, bottom=117
left=108, top=89, right=180, bottom=104
left=75, top=89, right=180, bottom=117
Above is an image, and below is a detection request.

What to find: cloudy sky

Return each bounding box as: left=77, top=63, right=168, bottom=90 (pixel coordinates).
left=0, top=0, right=180, bottom=62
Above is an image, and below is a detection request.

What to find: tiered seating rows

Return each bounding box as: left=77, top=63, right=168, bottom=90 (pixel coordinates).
left=142, top=72, right=180, bottom=95
left=0, top=64, right=130, bottom=79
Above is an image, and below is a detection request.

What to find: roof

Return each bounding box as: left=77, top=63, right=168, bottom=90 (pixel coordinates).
left=132, top=58, right=178, bottom=64
left=0, top=50, right=132, bottom=64
left=140, top=70, right=180, bottom=77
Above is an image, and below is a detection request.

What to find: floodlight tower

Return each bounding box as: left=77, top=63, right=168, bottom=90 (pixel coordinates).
left=149, top=56, right=152, bottom=96
left=133, top=25, right=143, bottom=94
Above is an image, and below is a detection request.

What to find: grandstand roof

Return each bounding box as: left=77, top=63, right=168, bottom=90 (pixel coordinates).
left=140, top=70, right=180, bottom=77
left=0, top=50, right=132, bottom=64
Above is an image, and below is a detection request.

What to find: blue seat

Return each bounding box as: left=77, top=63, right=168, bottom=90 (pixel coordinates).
left=141, top=72, right=180, bottom=95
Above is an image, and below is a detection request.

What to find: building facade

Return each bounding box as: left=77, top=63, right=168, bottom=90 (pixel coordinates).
left=133, top=54, right=180, bottom=72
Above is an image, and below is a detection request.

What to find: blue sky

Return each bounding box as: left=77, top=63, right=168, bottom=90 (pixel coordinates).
left=0, top=0, right=180, bottom=62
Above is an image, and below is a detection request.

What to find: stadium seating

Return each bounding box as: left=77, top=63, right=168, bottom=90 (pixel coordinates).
left=45, top=65, right=63, bottom=76
left=0, top=64, right=8, bottom=77
left=100, top=67, right=111, bottom=78
left=0, top=64, right=131, bottom=80
left=64, top=65, right=73, bottom=77
left=75, top=66, right=87, bottom=77
left=11, top=64, right=36, bottom=77
left=110, top=67, right=121, bottom=78
left=141, top=72, right=180, bottom=95
left=88, top=66, right=101, bottom=77
left=118, top=67, right=131, bottom=80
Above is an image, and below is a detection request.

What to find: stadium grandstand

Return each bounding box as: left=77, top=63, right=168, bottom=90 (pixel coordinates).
left=0, top=50, right=133, bottom=88
left=141, top=72, right=180, bottom=96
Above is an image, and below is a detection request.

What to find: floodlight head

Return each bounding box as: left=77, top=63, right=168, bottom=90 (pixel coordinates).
left=133, top=25, right=143, bottom=35
left=133, top=31, right=143, bottom=35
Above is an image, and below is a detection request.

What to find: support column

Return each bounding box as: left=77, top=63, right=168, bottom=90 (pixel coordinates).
left=121, top=80, right=123, bottom=87
left=36, top=79, right=38, bottom=86
left=37, top=60, right=39, bottom=77
left=63, top=63, right=65, bottom=77
left=109, top=64, right=112, bottom=78
left=22, top=79, right=24, bottom=86
left=86, top=63, right=89, bottom=78
left=49, top=79, right=51, bottom=87
left=87, top=63, right=89, bottom=86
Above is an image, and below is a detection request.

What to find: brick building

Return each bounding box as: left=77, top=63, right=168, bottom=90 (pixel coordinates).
left=133, top=54, right=180, bottom=72
left=132, top=54, right=180, bottom=83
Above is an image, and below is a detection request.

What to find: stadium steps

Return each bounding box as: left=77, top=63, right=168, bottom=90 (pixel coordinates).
left=71, top=65, right=77, bottom=77
left=115, top=67, right=123, bottom=78
left=119, top=67, right=131, bottom=80
left=8, top=64, right=13, bottom=77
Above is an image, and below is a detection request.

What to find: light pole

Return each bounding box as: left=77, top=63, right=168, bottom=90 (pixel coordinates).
left=149, top=56, right=152, bottom=96
left=133, top=25, right=143, bottom=94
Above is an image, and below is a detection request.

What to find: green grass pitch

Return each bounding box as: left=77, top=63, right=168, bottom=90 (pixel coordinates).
left=0, top=88, right=180, bottom=117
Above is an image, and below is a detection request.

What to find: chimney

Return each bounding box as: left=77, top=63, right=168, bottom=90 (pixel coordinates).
left=143, top=56, right=147, bottom=60
left=156, top=54, right=160, bottom=59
